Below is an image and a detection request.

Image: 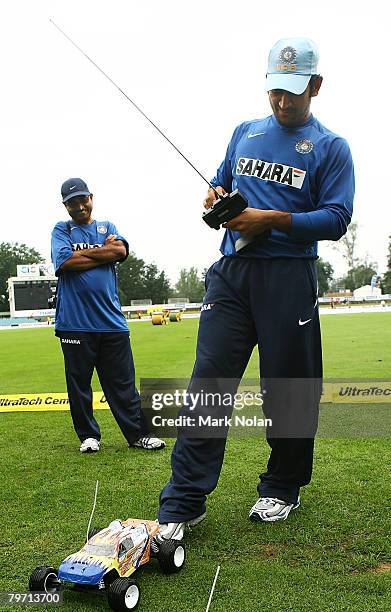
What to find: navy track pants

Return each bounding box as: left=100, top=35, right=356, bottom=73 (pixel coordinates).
left=158, top=257, right=323, bottom=522
left=57, top=331, right=149, bottom=444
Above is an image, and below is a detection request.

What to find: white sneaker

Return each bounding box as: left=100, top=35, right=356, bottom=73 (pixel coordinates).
left=156, top=512, right=206, bottom=543
left=79, top=438, right=100, bottom=453
left=131, top=436, right=166, bottom=450
left=249, top=496, right=300, bottom=523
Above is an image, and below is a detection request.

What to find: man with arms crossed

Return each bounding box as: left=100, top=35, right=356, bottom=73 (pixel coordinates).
left=52, top=178, right=165, bottom=453
left=157, top=37, right=354, bottom=538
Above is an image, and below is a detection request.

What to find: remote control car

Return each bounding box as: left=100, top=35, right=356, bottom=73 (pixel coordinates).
left=28, top=518, right=185, bottom=611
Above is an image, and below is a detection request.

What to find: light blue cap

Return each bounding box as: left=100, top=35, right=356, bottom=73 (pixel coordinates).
left=266, top=37, right=319, bottom=95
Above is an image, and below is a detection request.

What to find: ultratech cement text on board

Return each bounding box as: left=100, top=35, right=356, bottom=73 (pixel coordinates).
left=339, top=386, right=391, bottom=397
left=0, top=397, right=69, bottom=406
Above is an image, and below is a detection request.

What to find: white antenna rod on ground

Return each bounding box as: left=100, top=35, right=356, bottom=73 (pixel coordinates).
left=86, top=480, right=99, bottom=542
left=205, top=564, right=220, bottom=612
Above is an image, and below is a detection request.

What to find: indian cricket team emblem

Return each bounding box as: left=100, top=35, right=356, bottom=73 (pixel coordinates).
left=295, top=139, right=314, bottom=154
left=97, top=225, right=107, bottom=234
left=279, top=46, right=297, bottom=65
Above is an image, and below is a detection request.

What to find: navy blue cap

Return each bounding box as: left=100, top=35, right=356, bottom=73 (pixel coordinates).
left=61, top=178, right=92, bottom=203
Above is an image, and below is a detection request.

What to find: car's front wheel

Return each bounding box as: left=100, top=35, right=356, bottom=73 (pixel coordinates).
left=107, top=577, right=140, bottom=611
left=29, top=566, right=59, bottom=593
left=157, top=539, right=186, bottom=573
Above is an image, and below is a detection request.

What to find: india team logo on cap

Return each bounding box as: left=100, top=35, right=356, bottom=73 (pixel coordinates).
left=295, top=139, right=314, bottom=154
left=278, top=46, right=298, bottom=69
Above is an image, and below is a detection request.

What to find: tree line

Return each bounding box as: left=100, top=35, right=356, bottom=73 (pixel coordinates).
left=317, top=222, right=390, bottom=295
left=116, top=255, right=206, bottom=303
left=1, top=230, right=391, bottom=310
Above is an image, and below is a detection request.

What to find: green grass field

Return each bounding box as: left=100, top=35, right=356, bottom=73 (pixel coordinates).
left=0, top=313, right=390, bottom=611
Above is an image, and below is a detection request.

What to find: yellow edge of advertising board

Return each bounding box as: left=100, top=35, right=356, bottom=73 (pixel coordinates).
left=0, top=383, right=390, bottom=413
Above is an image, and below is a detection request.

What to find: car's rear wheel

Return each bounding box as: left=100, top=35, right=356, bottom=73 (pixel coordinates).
left=107, top=578, right=140, bottom=611
left=157, top=539, right=186, bottom=573
left=29, top=566, right=59, bottom=593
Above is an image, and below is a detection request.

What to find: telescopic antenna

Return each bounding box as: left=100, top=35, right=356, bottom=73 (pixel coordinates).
left=86, top=480, right=99, bottom=544
left=49, top=19, right=218, bottom=194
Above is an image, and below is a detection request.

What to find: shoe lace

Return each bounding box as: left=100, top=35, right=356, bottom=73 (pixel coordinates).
left=256, top=497, right=279, bottom=509
left=82, top=438, right=97, bottom=446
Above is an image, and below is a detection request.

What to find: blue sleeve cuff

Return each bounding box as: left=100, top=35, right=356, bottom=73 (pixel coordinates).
left=291, top=212, right=315, bottom=239
left=54, top=249, right=73, bottom=275
left=116, top=235, right=129, bottom=262
left=290, top=208, right=349, bottom=242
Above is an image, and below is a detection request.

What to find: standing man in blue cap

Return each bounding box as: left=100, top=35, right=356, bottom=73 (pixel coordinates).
left=157, top=37, right=354, bottom=539
left=51, top=178, right=165, bottom=453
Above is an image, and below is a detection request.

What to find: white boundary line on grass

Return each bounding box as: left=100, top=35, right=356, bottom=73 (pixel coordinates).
left=0, top=306, right=390, bottom=331
left=319, top=305, right=391, bottom=315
